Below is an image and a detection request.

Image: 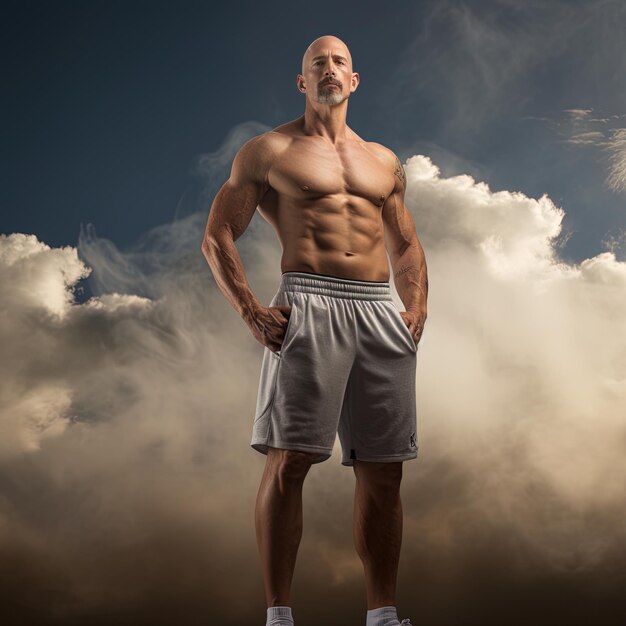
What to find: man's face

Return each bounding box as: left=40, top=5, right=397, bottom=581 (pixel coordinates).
left=301, top=46, right=356, bottom=105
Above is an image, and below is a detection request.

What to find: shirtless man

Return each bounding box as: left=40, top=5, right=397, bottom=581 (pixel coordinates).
left=202, top=35, right=428, bottom=626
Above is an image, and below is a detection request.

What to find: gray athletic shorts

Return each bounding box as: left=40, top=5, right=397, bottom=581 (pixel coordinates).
left=250, top=271, right=418, bottom=466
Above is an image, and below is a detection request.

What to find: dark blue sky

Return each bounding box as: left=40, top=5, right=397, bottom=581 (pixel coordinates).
left=3, top=0, right=625, bottom=264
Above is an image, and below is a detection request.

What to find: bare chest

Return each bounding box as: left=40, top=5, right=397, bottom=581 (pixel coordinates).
left=268, top=139, right=394, bottom=208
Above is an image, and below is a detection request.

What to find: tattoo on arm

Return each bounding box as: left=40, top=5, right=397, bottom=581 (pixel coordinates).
left=394, top=156, right=406, bottom=187
left=394, top=263, right=415, bottom=279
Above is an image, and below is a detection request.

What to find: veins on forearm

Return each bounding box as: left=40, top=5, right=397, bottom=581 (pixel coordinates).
left=393, top=256, right=428, bottom=312
left=208, top=237, right=259, bottom=319
left=393, top=263, right=420, bottom=296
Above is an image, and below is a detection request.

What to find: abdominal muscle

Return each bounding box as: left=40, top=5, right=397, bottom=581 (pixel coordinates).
left=258, top=196, right=391, bottom=283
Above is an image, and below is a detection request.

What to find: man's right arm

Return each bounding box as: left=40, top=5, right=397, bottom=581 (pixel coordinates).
left=201, top=133, right=273, bottom=324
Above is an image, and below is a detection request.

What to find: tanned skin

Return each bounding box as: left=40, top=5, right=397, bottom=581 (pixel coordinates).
left=202, top=35, right=428, bottom=614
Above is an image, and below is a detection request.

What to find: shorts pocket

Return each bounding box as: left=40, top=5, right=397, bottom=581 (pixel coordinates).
left=253, top=291, right=300, bottom=422
left=276, top=292, right=300, bottom=357
left=388, top=303, right=417, bottom=352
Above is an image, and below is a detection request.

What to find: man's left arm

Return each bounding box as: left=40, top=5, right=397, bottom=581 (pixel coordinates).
left=381, top=152, right=428, bottom=344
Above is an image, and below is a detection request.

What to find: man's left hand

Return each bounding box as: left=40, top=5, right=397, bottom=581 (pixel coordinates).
left=400, top=309, right=426, bottom=347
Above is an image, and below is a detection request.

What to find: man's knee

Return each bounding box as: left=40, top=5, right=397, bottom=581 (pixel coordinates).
left=353, top=459, right=403, bottom=487
left=268, top=446, right=316, bottom=478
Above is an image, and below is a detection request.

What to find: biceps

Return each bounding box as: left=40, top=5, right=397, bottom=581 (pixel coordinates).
left=207, top=178, right=268, bottom=242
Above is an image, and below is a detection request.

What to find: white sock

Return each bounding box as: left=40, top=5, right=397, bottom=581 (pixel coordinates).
left=366, top=605, right=400, bottom=626
left=267, top=605, right=294, bottom=626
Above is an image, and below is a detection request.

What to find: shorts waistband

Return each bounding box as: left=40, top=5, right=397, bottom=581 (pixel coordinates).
left=279, top=271, right=393, bottom=301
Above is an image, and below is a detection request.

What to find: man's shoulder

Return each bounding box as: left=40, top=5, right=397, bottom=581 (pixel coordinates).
left=363, top=140, right=399, bottom=172
left=365, top=141, right=397, bottom=162
left=236, top=129, right=291, bottom=169
left=365, top=141, right=406, bottom=188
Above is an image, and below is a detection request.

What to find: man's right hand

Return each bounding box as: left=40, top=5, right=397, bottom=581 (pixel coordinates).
left=249, top=304, right=292, bottom=354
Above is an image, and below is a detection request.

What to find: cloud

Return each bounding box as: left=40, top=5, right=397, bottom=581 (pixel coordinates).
left=1, top=154, right=625, bottom=624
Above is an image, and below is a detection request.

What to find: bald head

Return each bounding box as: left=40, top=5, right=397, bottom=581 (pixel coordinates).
left=301, top=35, right=353, bottom=75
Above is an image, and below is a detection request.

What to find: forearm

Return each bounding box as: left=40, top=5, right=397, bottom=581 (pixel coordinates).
left=391, top=240, right=428, bottom=315
left=202, top=234, right=262, bottom=324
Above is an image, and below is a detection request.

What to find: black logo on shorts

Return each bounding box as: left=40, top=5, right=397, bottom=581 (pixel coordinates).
left=410, top=433, right=416, bottom=448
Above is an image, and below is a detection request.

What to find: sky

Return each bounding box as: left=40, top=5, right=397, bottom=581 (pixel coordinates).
left=1, top=0, right=626, bottom=624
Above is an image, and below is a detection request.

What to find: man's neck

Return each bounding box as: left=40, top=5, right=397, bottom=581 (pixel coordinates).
left=300, top=107, right=350, bottom=144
